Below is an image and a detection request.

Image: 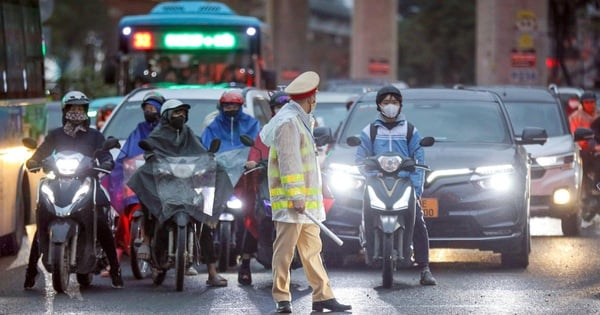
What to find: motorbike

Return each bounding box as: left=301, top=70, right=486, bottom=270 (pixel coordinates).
left=347, top=135, right=434, bottom=288
left=132, top=139, right=221, bottom=291
left=22, top=137, right=121, bottom=293
left=213, top=141, right=252, bottom=272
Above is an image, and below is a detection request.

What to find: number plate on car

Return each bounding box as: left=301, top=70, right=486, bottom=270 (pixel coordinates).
left=421, top=198, right=439, bottom=218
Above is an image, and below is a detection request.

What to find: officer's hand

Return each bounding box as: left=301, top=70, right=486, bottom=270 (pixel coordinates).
left=292, top=199, right=305, bottom=214
left=245, top=161, right=257, bottom=169
left=26, top=159, right=40, bottom=172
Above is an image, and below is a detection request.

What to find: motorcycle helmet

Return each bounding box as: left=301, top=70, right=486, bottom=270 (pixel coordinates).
left=62, top=90, right=90, bottom=113
left=375, top=85, right=402, bottom=111
left=270, top=91, right=290, bottom=108
left=160, top=99, right=191, bottom=117
left=141, top=91, right=166, bottom=110
left=219, top=90, right=244, bottom=107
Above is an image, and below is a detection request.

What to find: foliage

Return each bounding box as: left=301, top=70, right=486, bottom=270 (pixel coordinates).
left=397, top=0, right=475, bottom=87
left=54, top=67, right=117, bottom=99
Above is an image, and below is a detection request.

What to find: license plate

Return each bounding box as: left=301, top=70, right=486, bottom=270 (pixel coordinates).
left=420, top=198, right=439, bottom=218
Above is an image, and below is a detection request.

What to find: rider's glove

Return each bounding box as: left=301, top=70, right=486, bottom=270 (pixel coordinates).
left=26, top=159, right=40, bottom=172
left=98, top=160, right=114, bottom=171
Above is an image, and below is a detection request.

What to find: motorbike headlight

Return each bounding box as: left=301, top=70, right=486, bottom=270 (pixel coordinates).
left=327, top=163, right=363, bottom=193
left=367, top=186, right=386, bottom=210
left=72, top=178, right=91, bottom=203
left=56, top=158, right=80, bottom=175
left=41, top=183, right=55, bottom=204
left=535, top=153, right=575, bottom=168
left=227, top=196, right=243, bottom=210
left=376, top=156, right=402, bottom=173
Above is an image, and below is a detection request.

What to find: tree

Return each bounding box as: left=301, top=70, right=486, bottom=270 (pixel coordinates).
left=397, top=0, right=475, bottom=87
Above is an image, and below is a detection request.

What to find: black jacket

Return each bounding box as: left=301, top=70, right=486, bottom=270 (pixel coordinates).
left=30, top=127, right=112, bottom=165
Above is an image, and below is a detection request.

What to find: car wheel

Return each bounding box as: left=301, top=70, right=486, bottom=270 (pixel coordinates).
left=561, top=210, right=582, bottom=236
left=501, top=221, right=530, bottom=269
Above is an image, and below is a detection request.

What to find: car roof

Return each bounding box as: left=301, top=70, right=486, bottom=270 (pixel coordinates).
left=316, top=91, right=358, bottom=103
left=125, top=87, right=229, bottom=102
left=468, top=86, right=558, bottom=103
left=356, top=88, right=499, bottom=102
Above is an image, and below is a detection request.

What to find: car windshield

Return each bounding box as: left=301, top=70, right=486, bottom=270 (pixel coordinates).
left=503, top=101, right=567, bottom=137
left=102, top=99, right=218, bottom=140
left=341, top=100, right=510, bottom=144
left=313, top=102, right=349, bottom=129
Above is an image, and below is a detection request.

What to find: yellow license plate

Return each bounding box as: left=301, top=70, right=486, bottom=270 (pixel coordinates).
left=420, top=198, right=439, bottom=218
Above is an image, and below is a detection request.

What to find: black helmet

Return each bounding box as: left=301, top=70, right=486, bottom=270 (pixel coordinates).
left=62, top=90, right=90, bottom=111
left=270, top=91, right=290, bottom=108
left=375, top=85, right=402, bottom=108
left=581, top=91, right=597, bottom=101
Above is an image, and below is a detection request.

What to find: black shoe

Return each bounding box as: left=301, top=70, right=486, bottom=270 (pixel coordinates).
left=110, top=267, right=124, bottom=288
left=420, top=267, right=437, bottom=286
left=238, top=265, right=252, bottom=286
left=276, top=301, right=292, bottom=313
left=312, top=298, right=352, bottom=312
left=24, top=268, right=38, bottom=290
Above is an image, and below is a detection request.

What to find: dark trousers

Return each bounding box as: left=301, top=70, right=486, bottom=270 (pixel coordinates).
left=200, top=224, right=217, bottom=264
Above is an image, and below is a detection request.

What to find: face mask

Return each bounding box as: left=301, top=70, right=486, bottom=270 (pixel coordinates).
left=225, top=110, right=239, bottom=118
left=381, top=104, right=400, bottom=118
left=144, top=112, right=159, bottom=123
left=65, top=111, right=88, bottom=125
left=170, top=116, right=186, bottom=130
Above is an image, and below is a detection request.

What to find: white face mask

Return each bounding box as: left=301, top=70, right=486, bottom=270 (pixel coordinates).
left=381, top=104, right=400, bottom=118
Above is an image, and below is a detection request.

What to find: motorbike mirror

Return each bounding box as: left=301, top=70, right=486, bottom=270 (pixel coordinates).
left=240, top=134, right=254, bottom=147
left=102, top=137, right=121, bottom=150
left=209, top=139, right=221, bottom=153
left=419, top=136, right=435, bottom=147
left=138, top=139, right=154, bottom=151
left=346, top=136, right=361, bottom=147
left=22, top=137, right=37, bottom=150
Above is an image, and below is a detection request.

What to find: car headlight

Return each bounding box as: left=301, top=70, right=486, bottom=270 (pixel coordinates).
left=227, top=196, right=242, bottom=209
left=535, top=153, right=575, bottom=168
left=426, top=168, right=470, bottom=184
left=472, top=164, right=515, bottom=191
left=326, top=163, right=363, bottom=193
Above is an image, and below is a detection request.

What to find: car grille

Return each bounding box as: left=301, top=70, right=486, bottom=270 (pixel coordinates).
left=426, top=218, right=481, bottom=238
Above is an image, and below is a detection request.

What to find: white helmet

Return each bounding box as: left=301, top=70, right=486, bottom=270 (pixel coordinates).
left=160, top=99, right=191, bottom=116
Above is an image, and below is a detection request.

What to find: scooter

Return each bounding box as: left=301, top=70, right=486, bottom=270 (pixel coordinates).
left=214, top=140, right=252, bottom=272
left=22, top=137, right=121, bottom=293
left=132, top=139, right=221, bottom=291
left=347, top=135, right=434, bottom=288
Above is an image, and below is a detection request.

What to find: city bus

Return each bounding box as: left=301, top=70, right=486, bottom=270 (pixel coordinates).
left=0, top=0, right=46, bottom=256
left=116, top=0, right=275, bottom=95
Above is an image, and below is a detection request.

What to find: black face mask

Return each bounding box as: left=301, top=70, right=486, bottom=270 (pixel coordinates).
left=144, top=112, right=159, bottom=123
left=224, top=110, right=239, bottom=118
left=170, top=116, right=186, bottom=130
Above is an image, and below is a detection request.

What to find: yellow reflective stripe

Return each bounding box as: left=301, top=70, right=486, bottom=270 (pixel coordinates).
left=271, top=200, right=322, bottom=211
left=281, top=174, right=304, bottom=184
left=270, top=187, right=320, bottom=198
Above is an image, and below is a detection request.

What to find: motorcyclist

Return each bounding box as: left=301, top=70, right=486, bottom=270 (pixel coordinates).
left=354, top=85, right=437, bottom=286
left=128, top=99, right=230, bottom=287
left=200, top=90, right=260, bottom=280
left=23, top=90, right=124, bottom=289
left=235, top=90, right=290, bottom=285
left=102, top=91, right=165, bottom=266
left=96, top=103, right=116, bottom=129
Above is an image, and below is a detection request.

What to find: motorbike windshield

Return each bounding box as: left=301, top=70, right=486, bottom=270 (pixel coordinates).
left=216, top=147, right=251, bottom=188
left=153, top=154, right=217, bottom=221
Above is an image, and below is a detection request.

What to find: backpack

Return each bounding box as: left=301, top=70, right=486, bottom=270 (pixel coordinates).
left=369, top=122, right=414, bottom=152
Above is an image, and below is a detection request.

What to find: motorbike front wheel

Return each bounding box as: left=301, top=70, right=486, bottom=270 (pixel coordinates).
left=175, top=225, right=187, bottom=292
left=382, top=233, right=394, bottom=288
left=52, top=243, right=70, bottom=293
left=130, top=216, right=150, bottom=279
left=217, top=221, right=232, bottom=272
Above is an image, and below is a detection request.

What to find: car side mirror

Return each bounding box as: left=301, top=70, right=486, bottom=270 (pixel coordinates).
left=346, top=136, right=361, bottom=147
left=518, top=127, right=547, bottom=145
left=574, top=127, right=594, bottom=142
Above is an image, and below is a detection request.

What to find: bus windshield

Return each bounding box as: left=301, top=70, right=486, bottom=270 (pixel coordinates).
left=117, top=1, right=266, bottom=94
